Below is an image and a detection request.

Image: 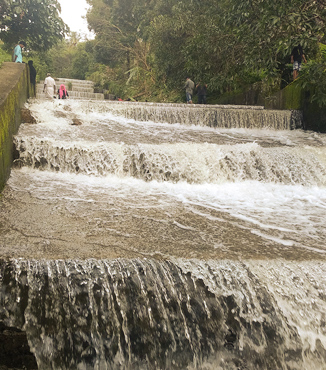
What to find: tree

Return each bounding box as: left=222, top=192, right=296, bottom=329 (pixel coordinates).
left=298, top=43, right=326, bottom=107
left=84, top=0, right=326, bottom=102
left=71, top=43, right=93, bottom=80
left=0, top=0, right=68, bottom=51
left=223, top=0, right=326, bottom=70
left=148, top=0, right=326, bottom=96
left=86, top=0, right=157, bottom=97
left=148, top=0, right=240, bottom=92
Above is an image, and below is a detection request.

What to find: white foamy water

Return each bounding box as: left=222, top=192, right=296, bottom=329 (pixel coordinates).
left=5, top=98, right=326, bottom=258
left=22, top=99, right=324, bottom=145
left=1, top=98, right=326, bottom=369
left=5, top=167, right=326, bottom=257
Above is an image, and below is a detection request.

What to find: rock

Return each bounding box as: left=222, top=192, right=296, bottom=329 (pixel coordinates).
left=54, top=110, right=67, bottom=118
left=71, top=118, right=82, bottom=126
left=0, top=322, right=38, bottom=369
left=21, top=108, right=36, bottom=124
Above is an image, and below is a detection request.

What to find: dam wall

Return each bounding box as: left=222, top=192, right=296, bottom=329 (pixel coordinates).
left=0, top=62, right=32, bottom=192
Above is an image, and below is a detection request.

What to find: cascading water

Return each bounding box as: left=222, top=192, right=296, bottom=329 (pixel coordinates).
left=0, top=98, right=326, bottom=369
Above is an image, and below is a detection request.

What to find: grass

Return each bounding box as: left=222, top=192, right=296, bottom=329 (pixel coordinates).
left=0, top=43, right=12, bottom=67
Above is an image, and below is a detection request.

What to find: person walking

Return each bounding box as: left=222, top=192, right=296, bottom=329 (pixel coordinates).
left=184, top=77, right=195, bottom=104
left=43, top=73, right=56, bottom=99
left=291, top=44, right=307, bottom=80
left=13, top=41, right=26, bottom=63
left=196, top=82, right=207, bottom=104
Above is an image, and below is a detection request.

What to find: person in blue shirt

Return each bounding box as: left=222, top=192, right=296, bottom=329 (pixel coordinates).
left=13, top=41, right=26, bottom=63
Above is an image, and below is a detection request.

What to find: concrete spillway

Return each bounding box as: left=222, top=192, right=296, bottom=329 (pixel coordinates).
left=0, top=79, right=325, bottom=369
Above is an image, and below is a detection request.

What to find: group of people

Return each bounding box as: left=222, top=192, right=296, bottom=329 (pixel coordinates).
left=12, top=41, right=38, bottom=95
left=12, top=41, right=69, bottom=100
left=43, top=73, right=69, bottom=99
left=184, top=78, right=208, bottom=104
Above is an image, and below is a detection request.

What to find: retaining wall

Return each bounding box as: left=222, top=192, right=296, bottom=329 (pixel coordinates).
left=0, top=62, right=32, bottom=192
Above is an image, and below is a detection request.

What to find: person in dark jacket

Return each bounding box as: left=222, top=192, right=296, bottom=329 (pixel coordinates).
left=196, top=82, right=207, bottom=104
left=28, top=60, right=37, bottom=95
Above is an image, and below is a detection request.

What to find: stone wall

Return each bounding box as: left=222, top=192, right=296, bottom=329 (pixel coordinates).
left=264, top=83, right=304, bottom=111
left=217, top=81, right=326, bottom=132
left=0, top=62, right=32, bottom=192
left=265, top=83, right=326, bottom=132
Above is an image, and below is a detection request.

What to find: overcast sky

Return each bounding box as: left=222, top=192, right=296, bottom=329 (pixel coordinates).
left=57, top=0, right=94, bottom=39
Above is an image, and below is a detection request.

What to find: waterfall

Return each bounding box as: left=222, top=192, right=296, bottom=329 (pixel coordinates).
left=13, top=136, right=326, bottom=185
left=46, top=100, right=303, bottom=130
left=103, top=103, right=303, bottom=130
left=1, top=259, right=325, bottom=370
left=0, top=97, right=326, bottom=369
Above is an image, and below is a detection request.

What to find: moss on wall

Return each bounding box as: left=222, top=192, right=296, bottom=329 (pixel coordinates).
left=0, top=62, right=32, bottom=192
left=264, top=82, right=304, bottom=110
left=283, top=83, right=303, bottom=110
left=214, top=81, right=303, bottom=111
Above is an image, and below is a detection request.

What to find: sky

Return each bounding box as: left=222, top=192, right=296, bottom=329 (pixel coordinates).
left=57, top=0, right=95, bottom=39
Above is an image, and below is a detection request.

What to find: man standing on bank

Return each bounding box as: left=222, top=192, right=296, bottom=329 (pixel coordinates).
left=184, top=77, right=195, bottom=104
left=43, top=73, right=56, bottom=99
left=291, top=44, right=307, bottom=80
left=13, top=41, right=26, bottom=63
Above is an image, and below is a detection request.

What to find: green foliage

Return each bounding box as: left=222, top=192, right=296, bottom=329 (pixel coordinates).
left=0, top=42, right=11, bottom=65
left=298, top=44, right=326, bottom=107
left=79, top=0, right=326, bottom=103
left=71, top=44, right=93, bottom=80
left=27, top=36, right=96, bottom=81
left=1, top=0, right=324, bottom=105
left=24, top=52, right=49, bottom=82
left=222, top=0, right=325, bottom=67
left=86, top=0, right=158, bottom=99
left=0, top=0, right=68, bottom=51
left=147, top=0, right=326, bottom=97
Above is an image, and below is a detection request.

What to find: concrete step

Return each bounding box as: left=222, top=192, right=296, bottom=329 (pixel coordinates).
left=36, top=92, right=105, bottom=100
left=39, top=79, right=94, bottom=89
left=55, top=78, right=94, bottom=86
left=37, top=86, right=95, bottom=94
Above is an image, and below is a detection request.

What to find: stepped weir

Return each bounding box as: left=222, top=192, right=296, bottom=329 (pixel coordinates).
left=0, top=85, right=326, bottom=369
left=36, top=78, right=105, bottom=100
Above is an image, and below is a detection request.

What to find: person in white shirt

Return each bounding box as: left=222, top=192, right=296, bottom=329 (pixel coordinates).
left=43, top=73, right=56, bottom=99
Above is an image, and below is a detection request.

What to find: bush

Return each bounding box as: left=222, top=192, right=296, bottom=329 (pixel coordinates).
left=298, top=43, right=326, bottom=107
